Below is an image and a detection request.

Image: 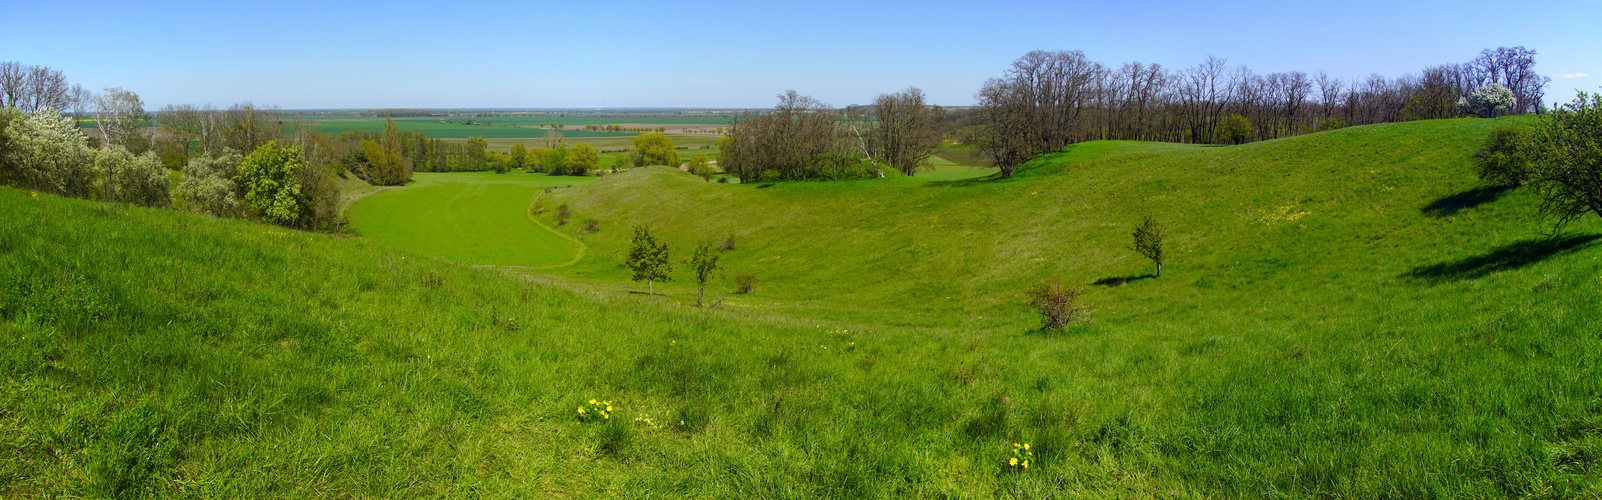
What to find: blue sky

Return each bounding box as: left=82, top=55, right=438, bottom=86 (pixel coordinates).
left=5, top=0, right=1597, bottom=109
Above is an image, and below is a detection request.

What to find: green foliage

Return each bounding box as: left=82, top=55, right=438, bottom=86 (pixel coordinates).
left=687, top=240, right=722, bottom=306
left=1024, top=279, right=1092, bottom=331
left=354, top=117, right=414, bottom=185
left=509, top=142, right=528, bottom=169
left=1474, top=125, right=1537, bottom=187
left=235, top=140, right=307, bottom=226
left=734, top=273, right=758, bottom=294
left=1218, top=113, right=1253, bottom=145
left=687, top=152, right=714, bottom=181
left=92, top=145, right=170, bottom=208
left=1527, top=90, right=1602, bottom=227
left=612, top=153, right=632, bottom=170
left=1131, top=215, right=1166, bottom=277
left=626, top=225, right=673, bottom=293
left=563, top=143, right=599, bottom=176
left=630, top=132, right=680, bottom=167
left=1317, top=117, right=1348, bottom=131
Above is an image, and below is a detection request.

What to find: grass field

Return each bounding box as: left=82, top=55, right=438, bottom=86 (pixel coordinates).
left=5, top=116, right=1602, bottom=497
left=347, top=172, right=594, bottom=268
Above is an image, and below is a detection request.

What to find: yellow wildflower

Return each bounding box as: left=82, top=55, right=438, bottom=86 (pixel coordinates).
left=1022, top=460, right=1029, bottom=469
left=1022, top=444, right=1030, bottom=451
left=589, top=399, right=599, bottom=405
left=1009, top=457, right=1018, bottom=466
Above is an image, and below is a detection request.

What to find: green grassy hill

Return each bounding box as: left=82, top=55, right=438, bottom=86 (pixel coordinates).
left=4, top=117, right=1601, bottom=497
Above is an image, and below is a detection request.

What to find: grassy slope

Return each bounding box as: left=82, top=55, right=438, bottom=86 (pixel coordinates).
left=4, top=117, right=1601, bottom=497
left=347, top=172, right=592, bottom=268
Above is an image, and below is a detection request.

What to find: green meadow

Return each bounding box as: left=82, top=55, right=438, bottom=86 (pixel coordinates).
left=4, top=116, right=1602, bottom=497
left=346, top=172, right=594, bottom=268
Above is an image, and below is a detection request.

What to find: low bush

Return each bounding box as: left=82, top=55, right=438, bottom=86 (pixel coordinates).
left=734, top=273, right=758, bottom=294
left=1025, top=280, right=1092, bottom=331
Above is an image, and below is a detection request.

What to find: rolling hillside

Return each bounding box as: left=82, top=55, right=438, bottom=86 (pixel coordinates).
left=4, top=117, right=1600, bottom=497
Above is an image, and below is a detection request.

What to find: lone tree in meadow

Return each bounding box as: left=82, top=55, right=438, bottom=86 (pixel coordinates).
left=627, top=225, right=673, bottom=294
left=687, top=240, right=722, bottom=306
left=1132, top=215, right=1166, bottom=277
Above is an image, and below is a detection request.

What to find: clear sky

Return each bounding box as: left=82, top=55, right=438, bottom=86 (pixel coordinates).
left=5, top=0, right=1597, bottom=109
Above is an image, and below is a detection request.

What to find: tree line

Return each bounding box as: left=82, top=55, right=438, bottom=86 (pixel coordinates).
left=718, top=88, right=946, bottom=183
left=716, top=46, right=1552, bottom=182
left=965, top=47, right=1551, bottom=177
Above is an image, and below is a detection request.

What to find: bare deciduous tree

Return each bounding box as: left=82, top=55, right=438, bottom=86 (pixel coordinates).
left=868, top=87, right=944, bottom=176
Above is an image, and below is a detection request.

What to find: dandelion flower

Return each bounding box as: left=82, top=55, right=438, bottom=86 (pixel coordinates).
left=1009, top=457, right=1018, bottom=467
left=1022, top=460, right=1029, bottom=469
left=1022, top=444, right=1030, bottom=451
left=589, top=399, right=599, bottom=405
left=1013, top=443, right=1020, bottom=448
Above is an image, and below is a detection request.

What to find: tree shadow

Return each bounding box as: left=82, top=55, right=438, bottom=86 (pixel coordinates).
left=1092, top=274, right=1154, bottom=287
left=1401, top=234, right=1602, bottom=283
left=1422, top=185, right=1513, bottom=217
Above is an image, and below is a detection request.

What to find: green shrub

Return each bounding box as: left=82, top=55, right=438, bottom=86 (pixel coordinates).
left=758, top=169, right=781, bottom=183
left=93, top=145, right=170, bottom=208
left=174, top=151, right=242, bottom=217
left=734, top=273, right=758, bottom=294
left=1025, top=280, right=1092, bottom=331
left=1475, top=125, right=1537, bottom=187
left=236, top=140, right=308, bottom=226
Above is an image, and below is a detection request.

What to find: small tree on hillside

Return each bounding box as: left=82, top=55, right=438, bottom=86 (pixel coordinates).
left=1132, top=215, right=1166, bottom=277
left=687, top=153, right=714, bottom=181
left=1526, top=90, right=1602, bottom=228
left=564, top=143, right=599, bottom=176
left=1026, top=280, right=1092, bottom=331
left=626, top=225, right=673, bottom=294
left=631, top=132, right=679, bottom=167
left=687, top=240, right=722, bottom=306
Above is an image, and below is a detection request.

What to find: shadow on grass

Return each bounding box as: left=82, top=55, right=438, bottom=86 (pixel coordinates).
left=1402, top=234, right=1601, bottom=283
left=1092, top=274, right=1154, bottom=287
left=1422, top=185, right=1513, bottom=217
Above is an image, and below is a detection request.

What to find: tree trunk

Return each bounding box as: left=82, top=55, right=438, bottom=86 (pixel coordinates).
left=697, top=283, right=705, bottom=307
left=648, top=279, right=654, bottom=295
left=1156, top=262, right=1162, bottom=277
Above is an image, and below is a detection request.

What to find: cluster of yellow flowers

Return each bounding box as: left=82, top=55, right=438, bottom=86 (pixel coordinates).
left=634, top=415, right=661, bottom=429
left=1007, top=443, right=1033, bottom=470
left=577, top=399, right=613, bottom=422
